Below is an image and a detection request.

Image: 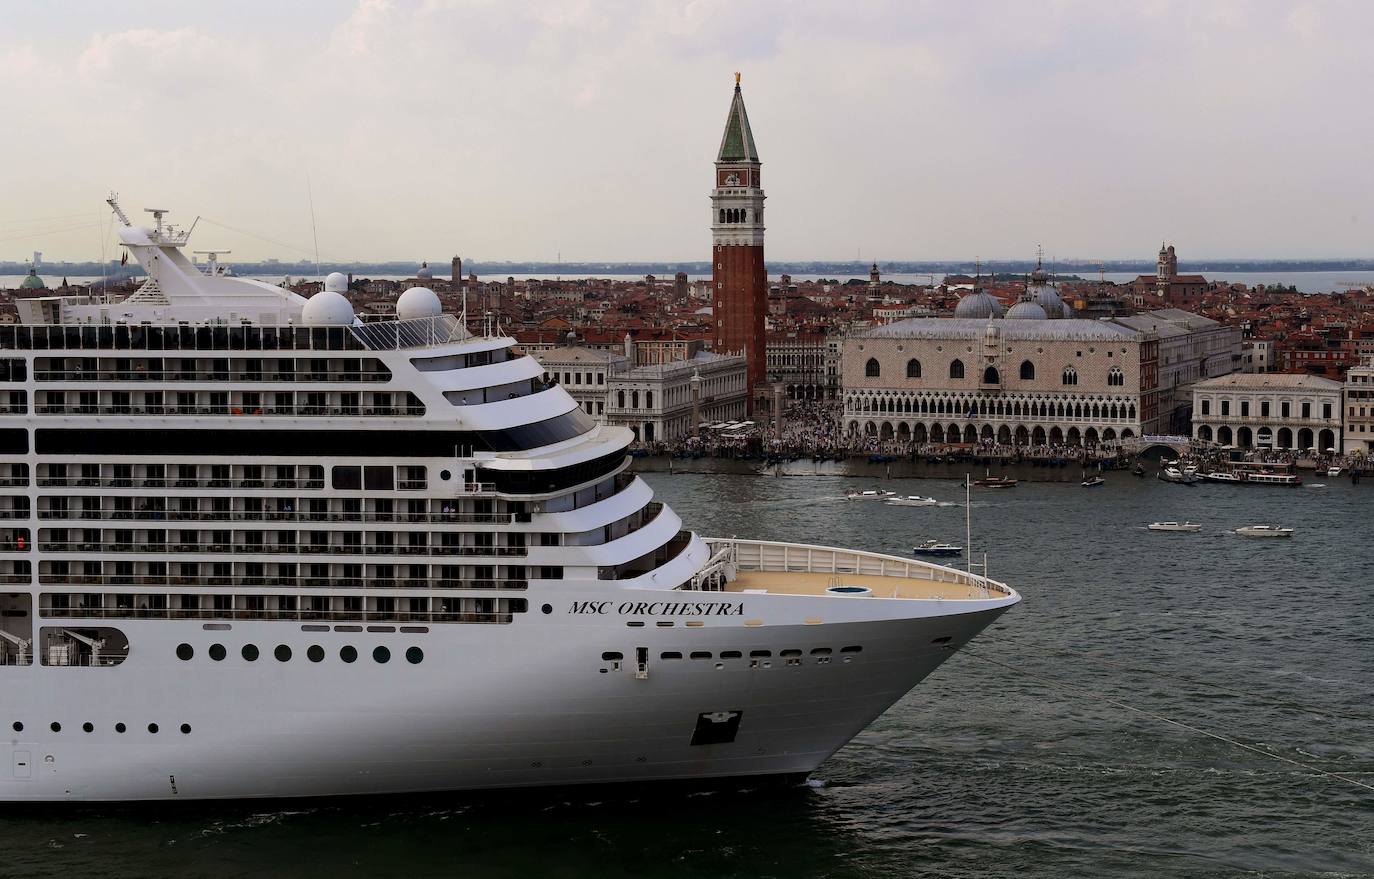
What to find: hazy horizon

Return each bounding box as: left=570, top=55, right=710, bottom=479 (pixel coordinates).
left=4, top=1, right=1372, bottom=264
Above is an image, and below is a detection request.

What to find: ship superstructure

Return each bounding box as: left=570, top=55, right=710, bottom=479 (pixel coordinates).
left=0, top=199, right=1019, bottom=801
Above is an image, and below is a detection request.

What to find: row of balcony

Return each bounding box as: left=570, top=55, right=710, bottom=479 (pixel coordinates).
left=30, top=510, right=516, bottom=524
left=35, top=575, right=529, bottom=589
left=31, top=405, right=425, bottom=418
left=33, top=370, right=391, bottom=383
left=42, top=608, right=518, bottom=624
left=35, top=542, right=530, bottom=557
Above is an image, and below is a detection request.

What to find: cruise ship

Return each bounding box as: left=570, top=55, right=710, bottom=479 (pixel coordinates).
left=0, top=199, right=1020, bottom=801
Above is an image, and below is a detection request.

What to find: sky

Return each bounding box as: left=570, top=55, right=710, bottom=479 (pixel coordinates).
left=2, top=0, right=1372, bottom=264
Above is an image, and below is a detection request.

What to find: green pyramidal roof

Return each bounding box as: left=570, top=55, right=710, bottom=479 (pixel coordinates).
left=716, top=82, right=759, bottom=163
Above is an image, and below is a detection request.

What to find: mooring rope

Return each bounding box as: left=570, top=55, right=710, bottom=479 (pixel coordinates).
left=961, top=648, right=1374, bottom=795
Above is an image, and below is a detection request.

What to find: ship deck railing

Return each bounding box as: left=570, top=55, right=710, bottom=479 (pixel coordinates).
left=39, top=608, right=518, bottom=625
left=696, top=537, right=1014, bottom=601
left=35, top=510, right=517, bottom=524
left=35, top=575, right=530, bottom=590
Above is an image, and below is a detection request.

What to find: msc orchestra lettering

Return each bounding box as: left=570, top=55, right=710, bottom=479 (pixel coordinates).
left=568, top=600, right=745, bottom=616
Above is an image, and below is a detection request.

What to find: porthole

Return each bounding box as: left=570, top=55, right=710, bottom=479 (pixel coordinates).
left=209, top=643, right=226, bottom=661
left=11, top=721, right=21, bottom=732
left=307, top=645, right=325, bottom=663
left=180, top=724, right=192, bottom=735
left=176, top=643, right=194, bottom=661
left=50, top=722, right=61, bottom=733
left=720, top=650, right=742, bottom=659
left=402, top=646, right=422, bottom=664
left=541, top=604, right=552, bottom=615
left=373, top=646, right=391, bottom=664
left=274, top=644, right=292, bottom=662
left=660, top=651, right=683, bottom=660
left=840, top=645, right=863, bottom=654
left=689, top=651, right=712, bottom=660
left=440, top=469, right=452, bottom=481
left=148, top=723, right=159, bottom=734
left=241, top=644, right=259, bottom=662
left=82, top=722, right=93, bottom=733
left=340, top=645, right=357, bottom=663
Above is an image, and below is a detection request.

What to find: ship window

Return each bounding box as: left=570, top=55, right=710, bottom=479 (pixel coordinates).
left=175, top=643, right=193, bottom=661
left=931, top=636, right=952, bottom=644
left=720, top=650, right=742, bottom=659
left=50, top=722, right=61, bottom=732
left=332, top=466, right=362, bottom=490
left=405, top=647, right=423, bottom=664
left=11, top=722, right=20, bottom=732
left=810, top=647, right=832, bottom=655
left=840, top=645, right=863, bottom=653
left=274, top=645, right=292, bottom=662
left=780, top=649, right=802, bottom=657
left=660, top=651, right=683, bottom=660
left=209, top=644, right=226, bottom=661
left=180, top=724, right=192, bottom=735
left=307, top=645, right=324, bottom=662
left=601, top=652, right=623, bottom=661
left=373, top=646, right=390, bottom=664
left=241, top=644, right=259, bottom=661
left=340, top=645, right=357, bottom=663
left=690, top=651, right=712, bottom=660
left=363, top=466, right=393, bottom=491
left=148, top=723, right=159, bottom=734
left=82, top=722, right=93, bottom=733
left=749, top=650, right=771, bottom=658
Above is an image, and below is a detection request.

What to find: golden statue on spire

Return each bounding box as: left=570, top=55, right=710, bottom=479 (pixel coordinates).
left=735, top=71, right=741, bottom=85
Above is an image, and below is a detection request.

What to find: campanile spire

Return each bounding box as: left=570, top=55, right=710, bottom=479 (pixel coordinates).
left=710, top=74, right=767, bottom=406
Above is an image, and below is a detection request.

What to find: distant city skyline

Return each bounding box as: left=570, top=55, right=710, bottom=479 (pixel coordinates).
left=3, top=0, right=1372, bottom=262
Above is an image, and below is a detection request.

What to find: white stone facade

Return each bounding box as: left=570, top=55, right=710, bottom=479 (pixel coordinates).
left=1192, top=373, right=1342, bottom=451
left=1343, top=361, right=1374, bottom=453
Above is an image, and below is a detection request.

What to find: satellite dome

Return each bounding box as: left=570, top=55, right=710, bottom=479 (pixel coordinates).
left=954, top=290, right=1004, bottom=320
left=1006, top=300, right=1047, bottom=320
left=416, top=261, right=433, bottom=279
left=396, top=286, right=442, bottom=320
left=324, top=272, right=348, bottom=293
left=1027, top=282, right=1067, bottom=320
left=302, top=289, right=355, bottom=326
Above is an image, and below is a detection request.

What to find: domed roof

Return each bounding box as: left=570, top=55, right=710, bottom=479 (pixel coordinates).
left=1006, top=300, right=1047, bottom=320
left=19, top=268, right=45, bottom=290
left=396, top=286, right=442, bottom=320
left=324, top=271, right=348, bottom=293
left=301, top=289, right=355, bottom=326
left=1026, top=279, right=1066, bottom=320
left=416, top=261, right=433, bottom=279
left=954, top=289, right=1004, bottom=319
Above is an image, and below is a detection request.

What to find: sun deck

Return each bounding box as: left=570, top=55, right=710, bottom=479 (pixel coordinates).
left=697, top=538, right=1015, bottom=602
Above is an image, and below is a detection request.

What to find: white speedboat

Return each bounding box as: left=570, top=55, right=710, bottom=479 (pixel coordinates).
left=1326, top=466, right=1342, bottom=477
left=846, top=489, right=896, bottom=500
left=1147, top=521, right=1202, bottom=532
left=911, top=539, right=963, bottom=557
left=1235, top=524, right=1294, bottom=538
left=885, top=495, right=938, bottom=507
left=1081, top=476, right=1105, bottom=488
left=1158, top=467, right=1198, bottom=485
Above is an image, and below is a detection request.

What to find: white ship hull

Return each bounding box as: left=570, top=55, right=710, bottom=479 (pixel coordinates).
left=0, top=583, right=1012, bottom=801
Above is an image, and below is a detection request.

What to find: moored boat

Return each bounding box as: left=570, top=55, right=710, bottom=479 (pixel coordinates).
left=912, top=539, right=963, bottom=557
left=1081, top=476, right=1105, bottom=487
left=972, top=476, right=1017, bottom=488
left=885, top=495, right=938, bottom=507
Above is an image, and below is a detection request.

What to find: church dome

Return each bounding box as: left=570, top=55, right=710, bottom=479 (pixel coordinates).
left=19, top=268, right=45, bottom=290
left=416, top=261, right=433, bottom=280
left=954, top=290, right=1004, bottom=319
left=1006, top=300, right=1047, bottom=320
left=1027, top=280, right=1067, bottom=319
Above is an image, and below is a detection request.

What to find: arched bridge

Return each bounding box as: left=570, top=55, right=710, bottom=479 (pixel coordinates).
left=1123, top=434, right=1192, bottom=457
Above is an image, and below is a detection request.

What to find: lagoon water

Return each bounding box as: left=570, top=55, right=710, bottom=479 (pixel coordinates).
left=0, top=471, right=1370, bottom=877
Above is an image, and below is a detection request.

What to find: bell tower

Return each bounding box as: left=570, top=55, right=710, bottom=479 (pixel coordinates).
left=711, top=72, right=767, bottom=406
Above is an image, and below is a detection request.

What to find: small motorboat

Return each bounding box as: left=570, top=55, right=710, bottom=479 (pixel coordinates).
left=912, top=539, right=963, bottom=557
left=846, top=489, right=896, bottom=500
left=973, top=476, right=1017, bottom=488
left=1148, top=521, right=1202, bottom=532
left=1132, top=463, right=1145, bottom=478
left=1081, top=476, right=1105, bottom=487
left=1158, top=467, right=1199, bottom=485
left=885, top=495, right=938, bottom=507
left=1235, top=524, right=1294, bottom=538
left=1327, top=466, right=1343, bottom=477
